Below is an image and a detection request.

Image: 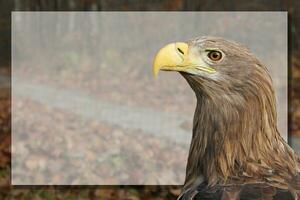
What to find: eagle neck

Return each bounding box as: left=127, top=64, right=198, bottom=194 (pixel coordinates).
left=183, top=74, right=299, bottom=189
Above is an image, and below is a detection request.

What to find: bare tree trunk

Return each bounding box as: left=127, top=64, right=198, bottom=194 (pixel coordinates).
left=0, top=0, right=13, bottom=66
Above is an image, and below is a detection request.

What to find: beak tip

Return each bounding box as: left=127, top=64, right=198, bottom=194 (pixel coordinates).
left=152, top=68, right=159, bottom=78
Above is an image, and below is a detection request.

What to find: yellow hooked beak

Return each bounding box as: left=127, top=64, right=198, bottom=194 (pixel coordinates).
left=152, top=42, right=216, bottom=77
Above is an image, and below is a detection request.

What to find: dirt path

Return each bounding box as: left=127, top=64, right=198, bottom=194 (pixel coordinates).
left=12, top=77, right=192, bottom=145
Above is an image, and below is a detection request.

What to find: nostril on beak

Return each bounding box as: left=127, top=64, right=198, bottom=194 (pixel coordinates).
left=177, top=48, right=184, bottom=55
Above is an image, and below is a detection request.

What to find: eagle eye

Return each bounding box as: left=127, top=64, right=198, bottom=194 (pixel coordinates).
left=207, top=50, right=222, bottom=61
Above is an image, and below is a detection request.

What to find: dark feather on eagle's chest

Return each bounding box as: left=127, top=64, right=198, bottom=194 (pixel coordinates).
left=191, top=183, right=295, bottom=200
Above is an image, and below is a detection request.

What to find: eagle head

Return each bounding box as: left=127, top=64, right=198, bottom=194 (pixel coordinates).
left=153, top=36, right=272, bottom=100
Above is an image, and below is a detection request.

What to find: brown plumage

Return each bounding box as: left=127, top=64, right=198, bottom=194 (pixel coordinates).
left=152, top=36, right=300, bottom=199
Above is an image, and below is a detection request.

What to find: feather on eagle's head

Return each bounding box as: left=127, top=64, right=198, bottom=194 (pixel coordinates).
left=153, top=36, right=300, bottom=198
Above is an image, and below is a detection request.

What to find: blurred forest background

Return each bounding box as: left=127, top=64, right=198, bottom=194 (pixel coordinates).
left=1, top=0, right=300, bottom=200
